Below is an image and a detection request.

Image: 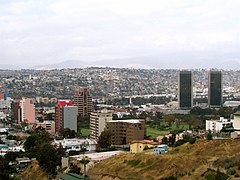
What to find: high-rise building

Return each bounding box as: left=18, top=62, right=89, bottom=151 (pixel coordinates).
left=178, top=71, right=193, bottom=109
left=56, top=100, right=78, bottom=136
left=18, top=98, right=35, bottom=124
left=12, top=100, right=21, bottom=123
left=74, top=87, right=93, bottom=117
left=90, top=109, right=113, bottom=141
left=208, top=71, right=222, bottom=107
left=106, top=119, right=146, bottom=145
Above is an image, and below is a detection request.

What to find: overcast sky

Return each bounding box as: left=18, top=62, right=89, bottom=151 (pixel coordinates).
left=1, top=0, right=240, bottom=69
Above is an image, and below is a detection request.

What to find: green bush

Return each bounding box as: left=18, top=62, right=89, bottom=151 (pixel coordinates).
left=189, top=137, right=196, bottom=144
left=227, top=168, right=236, bottom=175
left=235, top=174, right=240, bottom=178
left=127, top=159, right=141, bottom=167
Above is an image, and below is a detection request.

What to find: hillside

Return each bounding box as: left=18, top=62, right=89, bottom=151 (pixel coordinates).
left=21, top=160, right=48, bottom=180
left=88, top=139, right=240, bottom=180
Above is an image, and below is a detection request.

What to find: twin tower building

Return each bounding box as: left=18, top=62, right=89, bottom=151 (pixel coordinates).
left=179, top=70, right=222, bottom=109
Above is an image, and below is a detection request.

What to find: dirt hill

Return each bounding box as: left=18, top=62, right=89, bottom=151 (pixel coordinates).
left=88, top=139, right=240, bottom=180
left=21, top=160, right=48, bottom=180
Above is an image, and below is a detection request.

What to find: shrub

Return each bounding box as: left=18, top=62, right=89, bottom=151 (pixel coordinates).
left=175, top=139, right=186, bottom=147
left=227, top=168, right=236, bottom=175
left=189, top=137, right=196, bottom=144
left=235, top=174, right=240, bottom=177
left=143, top=145, right=149, bottom=150
left=127, top=159, right=141, bottom=167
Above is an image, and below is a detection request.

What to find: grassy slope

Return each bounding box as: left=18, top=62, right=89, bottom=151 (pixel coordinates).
left=88, top=139, right=240, bottom=179
left=147, top=124, right=189, bottom=138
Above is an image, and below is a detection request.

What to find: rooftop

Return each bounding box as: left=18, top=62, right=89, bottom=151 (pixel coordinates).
left=108, top=119, right=144, bottom=124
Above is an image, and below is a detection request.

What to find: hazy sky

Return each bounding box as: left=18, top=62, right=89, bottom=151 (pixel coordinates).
left=1, top=0, right=240, bottom=69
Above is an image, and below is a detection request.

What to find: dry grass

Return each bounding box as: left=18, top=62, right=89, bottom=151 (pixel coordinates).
left=89, top=139, right=240, bottom=179
left=21, top=160, right=48, bottom=180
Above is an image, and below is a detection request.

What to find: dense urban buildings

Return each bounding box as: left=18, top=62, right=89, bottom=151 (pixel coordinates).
left=178, top=71, right=193, bottom=109
left=90, top=109, right=113, bottom=141
left=74, top=87, right=93, bottom=117
left=106, top=119, right=146, bottom=145
left=0, top=68, right=239, bottom=101
left=208, top=71, right=222, bottom=107
left=56, top=100, right=78, bottom=136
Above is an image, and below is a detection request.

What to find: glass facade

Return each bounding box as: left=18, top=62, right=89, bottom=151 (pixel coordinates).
left=209, top=71, right=222, bottom=107
left=179, top=71, right=192, bottom=109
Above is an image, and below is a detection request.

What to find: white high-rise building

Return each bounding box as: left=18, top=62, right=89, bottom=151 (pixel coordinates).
left=90, top=109, right=113, bottom=141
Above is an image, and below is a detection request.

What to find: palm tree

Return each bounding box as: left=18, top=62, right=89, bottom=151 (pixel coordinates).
left=79, top=141, right=90, bottom=176
left=79, top=158, right=90, bottom=176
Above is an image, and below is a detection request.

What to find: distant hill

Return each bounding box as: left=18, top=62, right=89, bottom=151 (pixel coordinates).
left=89, top=139, right=240, bottom=179
left=0, top=64, right=21, bottom=70
left=31, top=60, right=90, bottom=70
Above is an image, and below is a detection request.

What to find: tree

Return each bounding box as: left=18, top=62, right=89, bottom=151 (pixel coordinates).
left=69, top=163, right=81, bottom=174
left=206, top=131, right=213, bottom=140
left=4, top=151, right=19, bottom=164
left=139, top=111, right=147, bottom=120
left=24, top=133, right=39, bottom=151
left=169, top=134, right=176, bottom=147
left=79, top=158, right=90, bottom=176
left=60, top=128, right=77, bottom=138
left=36, top=143, right=64, bottom=177
left=164, top=115, right=175, bottom=127
left=161, top=137, right=168, bottom=145
left=0, top=156, right=10, bottom=180
left=98, top=130, right=112, bottom=149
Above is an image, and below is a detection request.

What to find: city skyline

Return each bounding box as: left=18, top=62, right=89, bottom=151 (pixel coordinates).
left=1, top=1, right=240, bottom=69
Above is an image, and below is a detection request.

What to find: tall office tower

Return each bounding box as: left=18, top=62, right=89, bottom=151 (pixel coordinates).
left=178, top=71, right=193, bottom=109
left=208, top=70, right=222, bottom=107
left=74, top=87, right=93, bottom=117
left=56, top=100, right=78, bottom=136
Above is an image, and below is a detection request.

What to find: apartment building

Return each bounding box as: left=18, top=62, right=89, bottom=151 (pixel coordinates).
left=206, top=117, right=231, bottom=133
left=90, top=109, right=113, bottom=141
left=106, top=119, right=146, bottom=145
left=18, top=98, right=35, bottom=124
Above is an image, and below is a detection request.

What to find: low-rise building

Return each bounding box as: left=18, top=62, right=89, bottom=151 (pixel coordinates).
left=54, top=138, right=97, bottom=152
left=106, top=119, right=146, bottom=145
left=36, top=121, right=55, bottom=135
left=130, top=140, right=159, bottom=153
left=206, top=117, right=232, bottom=133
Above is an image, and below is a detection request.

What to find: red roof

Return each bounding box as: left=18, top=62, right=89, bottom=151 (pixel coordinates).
left=58, top=100, right=73, bottom=107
